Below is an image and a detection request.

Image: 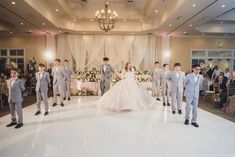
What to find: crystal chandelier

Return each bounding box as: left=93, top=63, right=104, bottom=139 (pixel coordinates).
left=95, top=0, right=118, bottom=32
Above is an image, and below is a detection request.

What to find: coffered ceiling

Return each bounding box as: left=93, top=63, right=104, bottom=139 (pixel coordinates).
left=0, top=0, right=235, bottom=36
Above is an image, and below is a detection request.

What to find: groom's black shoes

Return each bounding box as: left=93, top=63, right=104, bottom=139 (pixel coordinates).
left=167, top=103, right=170, bottom=106
left=61, top=103, right=64, bottom=107
left=163, top=103, right=166, bottom=106
left=35, top=111, right=41, bottom=116
left=191, top=122, right=199, bottom=128
left=52, top=103, right=57, bottom=107
left=68, top=97, right=70, bottom=101
left=184, top=119, right=189, bottom=125
left=172, top=111, right=176, bottom=114
left=156, top=98, right=161, bottom=101
left=6, top=122, right=17, bottom=127
left=15, top=123, right=23, bottom=129
left=44, top=111, right=49, bottom=116
left=178, top=110, right=182, bottom=114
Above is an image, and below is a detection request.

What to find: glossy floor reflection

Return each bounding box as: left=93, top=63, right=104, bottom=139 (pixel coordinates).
left=0, top=96, right=235, bottom=157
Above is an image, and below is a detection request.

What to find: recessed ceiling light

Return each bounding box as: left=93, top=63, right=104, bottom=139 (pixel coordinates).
left=28, top=30, right=32, bottom=33
left=73, top=19, right=76, bottom=22
left=59, top=30, right=62, bottom=33
left=220, top=21, right=223, bottom=24
left=140, top=19, right=143, bottom=22
left=20, top=22, right=24, bottom=25
left=221, top=4, right=226, bottom=8
left=83, top=32, right=86, bottom=34
left=184, top=32, right=187, bottom=34
left=177, top=16, right=183, bottom=20
left=189, top=24, right=193, bottom=27
left=55, top=9, right=59, bottom=12
left=11, top=1, right=16, bottom=5
left=42, top=22, right=46, bottom=25
left=10, top=31, right=13, bottom=34
left=155, top=10, right=159, bottom=13
left=192, top=4, right=196, bottom=7
left=90, top=19, right=93, bottom=22
left=123, top=19, right=126, bottom=22
left=169, top=24, right=172, bottom=27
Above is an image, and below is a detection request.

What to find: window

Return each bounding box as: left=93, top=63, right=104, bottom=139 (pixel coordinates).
left=0, top=48, right=25, bottom=73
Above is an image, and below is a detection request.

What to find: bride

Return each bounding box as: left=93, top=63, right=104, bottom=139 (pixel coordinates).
left=97, top=62, right=155, bottom=112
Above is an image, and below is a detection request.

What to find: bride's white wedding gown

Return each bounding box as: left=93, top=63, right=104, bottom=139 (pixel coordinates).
left=97, top=70, right=155, bottom=112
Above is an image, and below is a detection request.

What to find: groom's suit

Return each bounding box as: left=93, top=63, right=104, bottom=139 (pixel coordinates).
left=100, top=64, right=113, bottom=96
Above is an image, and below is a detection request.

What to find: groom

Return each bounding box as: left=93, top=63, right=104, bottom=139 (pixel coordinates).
left=100, top=57, right=113, bottom=96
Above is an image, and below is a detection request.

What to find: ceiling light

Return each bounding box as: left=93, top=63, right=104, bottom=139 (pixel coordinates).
left=42, top=22, right=46, bottom=25
left=10, top=32, right=13, bottom=34
left=192, top=4, right=196, bottom=7
left=20, top=22, right=24, bottom=25
left=155, top=10, right=159, bottom=13
left=189, top=24, right=193, bottom=27
left=184, top=32, right=187, bottom=34
left=90, top=19, right=93, bottom=22
left=59, top=30, right=62, bottom=33
left=11, top=1, right=16, bottom=5
left=177, top=16, right=183, bottom=20
left=56, top=9, right=59, bottom=12
left=140, top=19, right=143, bottom=22
left=73, top=19, right=76, bottom=22
left=123, top=19, right=126, bottom=22
left=169, top=24, right=172, bottom=27
left=221, top=4, right=226, bottom=8
left=28, top=30, right=32, bottom=33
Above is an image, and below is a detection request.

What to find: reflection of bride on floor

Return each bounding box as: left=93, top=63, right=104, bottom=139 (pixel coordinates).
left=97, top=62, right=155, bottom=112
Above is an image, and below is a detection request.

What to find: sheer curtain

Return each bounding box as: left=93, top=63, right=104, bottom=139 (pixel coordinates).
left=56, top=34, right=157, bottom=71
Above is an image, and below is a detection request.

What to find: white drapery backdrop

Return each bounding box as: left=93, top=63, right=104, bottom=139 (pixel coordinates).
left=56, top=35, right=157, bottom=71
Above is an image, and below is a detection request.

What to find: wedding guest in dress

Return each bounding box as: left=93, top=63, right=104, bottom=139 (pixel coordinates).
left=100, top=57, right=113, bottom=96
left=63, top=60, right=73, bottom=101
left=52, top=59, right=67, bottom=107
left=6, top=68, right=25, bottom=129
left=169, top=63, right=185, bottom=114
left=160, top=64, right=171, bottom=106
left=35, top=63, right=50, bottom=116
left=152, top=61, right=161, bottom=101
left=184, top=64, right=203, bottom=128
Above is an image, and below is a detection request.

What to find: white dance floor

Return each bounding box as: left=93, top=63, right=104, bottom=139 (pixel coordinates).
left=0, top=96, right=235, bottom=157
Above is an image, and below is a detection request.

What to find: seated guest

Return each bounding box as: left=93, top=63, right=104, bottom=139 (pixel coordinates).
left=229, top=71, right=235, bottom=88
left=216, top=74, right=228, bottom=108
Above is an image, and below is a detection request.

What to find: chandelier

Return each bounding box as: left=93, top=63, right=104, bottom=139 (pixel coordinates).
left=95, top=0, right=118, bottom=32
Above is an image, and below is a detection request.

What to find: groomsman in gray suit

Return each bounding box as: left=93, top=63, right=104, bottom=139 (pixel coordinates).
left=6, top=68, right=25, bottom=129
left=184, top=64, right=203, bottom=128
left=63, top=60, right=72, bottom=101
left=35, top=63, right=50, bottom=116
left=52, top=59, right=67, bottom=107
left=100, top=57, right=113, bottom=96
left=169, top=63, right=185, bottom=114
left=152, top=61, right=161, bottom=101
left=160, top=64, right=171, bottom=106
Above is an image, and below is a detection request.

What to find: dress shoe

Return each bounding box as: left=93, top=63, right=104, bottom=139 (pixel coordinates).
left=172, top=111, right=176, bottom=114
left=178, top=110, right=182, bottom=114
left=156, top=98, right=161, bottom=101
left=35, top=111, right=41, bottom=116
left=191, top=122, right=199, bottom=128
left=184, top=119, right=189, bottom=125
left=68, top=97, right=70, bottom=101
left=44, top=111, right=49, bottom=116
left=64, top=97, right=66, bottom=100
left=163, top=103, right=166, bottom=106
left=167, top=103, right=170, bottom=106
left=6, top=122, right=17, bottom=127
left=15, top=123, right=23, bottom=129
left=61, top=103, right=64, bottom=107
left=52, top=103, right=57, bottom=107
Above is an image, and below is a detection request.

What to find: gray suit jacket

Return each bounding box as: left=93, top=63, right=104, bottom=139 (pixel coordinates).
left=64, top=67, right=73, bottom=82
left=160, top=70, right=171, bottom=89
left=8, top=78, right=25, bottom=103
left=100, top=64, right=113, bottom=82
left=184, top=73, right=203, bottom=99
left=36, top=72, right=50, bottom=92
left=52, top=66, right=67, bottom=85
left=169, top=71, right=185, bottom=94
left=152, top=68, right=161, bottom=81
